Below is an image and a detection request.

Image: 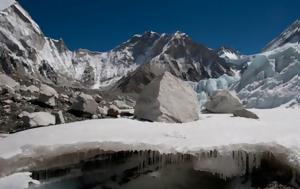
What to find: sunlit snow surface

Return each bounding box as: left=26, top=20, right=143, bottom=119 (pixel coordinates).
left=0, top=108, right=300, bottom=162
left=0, top=108, right=300, bottom=188
left=0, top=0, right=14, bottom=11
left=0, top=172, right=39, bottom=189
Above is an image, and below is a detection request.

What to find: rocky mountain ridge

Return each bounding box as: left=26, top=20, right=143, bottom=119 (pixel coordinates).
left=0, top=2, right=233, bottom=90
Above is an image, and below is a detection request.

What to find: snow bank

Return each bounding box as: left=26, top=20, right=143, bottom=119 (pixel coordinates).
left=0, top=108, right=300, bottom=166
left=0, top=172, right=39, bottom=189
left=0, top=0, right=14, bottom=11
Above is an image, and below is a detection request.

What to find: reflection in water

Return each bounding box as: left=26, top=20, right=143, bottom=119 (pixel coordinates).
left=30, top=150, right=299, bottom=189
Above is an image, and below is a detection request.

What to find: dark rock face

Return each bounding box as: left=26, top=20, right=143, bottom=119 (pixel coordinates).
left=113, top=32, right=234, bottom=94
left=38, top=61, right=58, bottom=84
left=114, top=63, right=158, bottom=93
left=107, top=105, right=120, bottom=118
left=233, top=109, right=259, bottom=119
left=82, top=65, right=95, bottom=86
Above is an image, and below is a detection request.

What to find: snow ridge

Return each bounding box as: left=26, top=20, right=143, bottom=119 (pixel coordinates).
left=263, top=20, right=300, bottom=52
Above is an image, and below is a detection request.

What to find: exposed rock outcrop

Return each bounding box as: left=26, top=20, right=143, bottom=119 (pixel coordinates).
left=0, top=74, right=20, bottom=92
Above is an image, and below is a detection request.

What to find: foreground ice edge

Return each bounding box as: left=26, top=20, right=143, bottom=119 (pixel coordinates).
left=0, top=108, right=300, bottom=178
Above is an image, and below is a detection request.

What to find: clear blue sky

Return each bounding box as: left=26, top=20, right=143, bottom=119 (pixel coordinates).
left=18, top=0, right=300, bottom=54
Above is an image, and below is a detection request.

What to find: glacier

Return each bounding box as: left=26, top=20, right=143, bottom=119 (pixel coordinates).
left=189, top=74, right=239, bottom=108
left=236, top=43, right=300, bottom=108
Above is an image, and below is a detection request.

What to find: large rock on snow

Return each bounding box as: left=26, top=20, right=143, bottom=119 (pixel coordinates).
left=0, top=74, right=20, bottom=92
left=71, top=93, right=98, bottom=115
left=134, top=72, right=199, bottom=123
left=19, top=111, right=56, bottom=127
left=205, top=90, right=243, bottom=113
left=37, top=84, right=58, bottom=107
left=233, top=109, right=259, bottom=119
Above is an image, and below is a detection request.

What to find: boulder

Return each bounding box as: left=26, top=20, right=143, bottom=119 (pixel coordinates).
left=205, top=90, right=243, bottom=113
left=233, top=109, right=259, bottom=119
left=27, top=85, right=39, bottom=94
left=37, top=84, right=58, bottom=107
left=71, top=93, right=98, bottom=115
left=20, top=85, right=39, bottom=98
left=53, top=111, right=65, bottom=124
left=19, top=111, right=55, bottom=127
left=60, top=93, right=70, bottom=103
left=107, top=105, right=120, bottom=118
left=113, top=100, right=132, bottom=109
left=94, top=94, right=103, bottom=103
left=134, top=72, right=199, bottom=123
left=98, top=106, right=108, bottom=117
left=0, top=74, right=20, bottom=92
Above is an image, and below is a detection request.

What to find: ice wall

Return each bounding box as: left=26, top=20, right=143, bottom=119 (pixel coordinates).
left=188, top=74, right=239, bottom=108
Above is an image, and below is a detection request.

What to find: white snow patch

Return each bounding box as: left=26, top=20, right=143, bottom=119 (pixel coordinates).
left=0, top=172, right=39, bottom=189
left=219, top=49, right=239, bottom=60
left=0, top=108, right=300, bottom=166
left=0, top=0, right=14, bottom=11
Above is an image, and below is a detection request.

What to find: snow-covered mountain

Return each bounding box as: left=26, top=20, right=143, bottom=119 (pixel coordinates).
left=113, top=32, right=234, bottom=93
left=263, top=20, right=300, bottom=52
left=0, top=2, right=137, bottom=88
left=0, top=2, right=234, bottom=89
left=216, top=46, right=240, bottom=61
left=1, top=1, right=300, bottom=109
left=234, top=20, right=300, bottom=108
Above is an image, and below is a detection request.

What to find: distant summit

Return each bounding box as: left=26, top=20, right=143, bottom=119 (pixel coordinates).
left=263, top=20, right=300, bottom=52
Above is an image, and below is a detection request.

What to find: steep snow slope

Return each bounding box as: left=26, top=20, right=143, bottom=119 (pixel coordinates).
left=0, top=108, right=300, bottom=177
left=0, top=0, right=14, bottom=11
left=216, top=46, right=240, bottom=61
left=236, top=43, right=300, bottom=108
left=215, top=46, right=250, bottom=71
left=0, top=2, right=137, bottom=87
left=263, top=20, right=300, bottom=52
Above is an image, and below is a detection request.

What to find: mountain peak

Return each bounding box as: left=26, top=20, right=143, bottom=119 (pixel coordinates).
left=173, top=31, right=188, bottom=38
left=263, top=20, right=300, bottom=52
